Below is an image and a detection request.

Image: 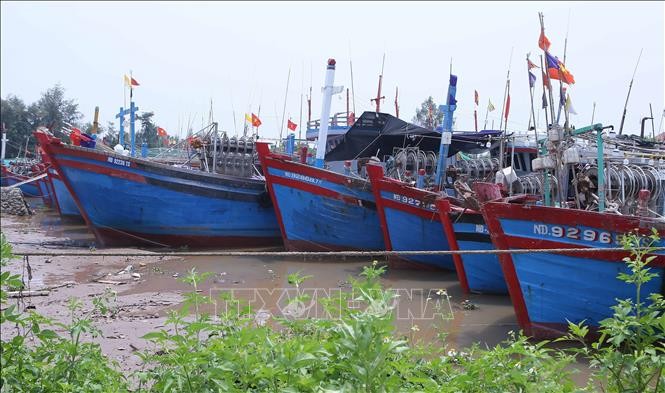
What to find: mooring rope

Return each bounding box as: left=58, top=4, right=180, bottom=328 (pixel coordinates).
left=10, top=246, right=665, bottom=258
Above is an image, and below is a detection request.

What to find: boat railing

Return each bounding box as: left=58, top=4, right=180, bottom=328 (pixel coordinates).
left=306, top=111, right=354, bottom=131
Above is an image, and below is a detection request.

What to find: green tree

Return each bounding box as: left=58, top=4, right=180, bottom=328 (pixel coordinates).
left=103, top=121, right=118, bottom=147
left=412, top=96, right=443, bottom=130
left=1, top=85, right=82, bottom=157
left=1, top=95, right=33, bottom=158
left=137, top=111, right=159, bottom=147
left=31, top=84, right=82, bottom=140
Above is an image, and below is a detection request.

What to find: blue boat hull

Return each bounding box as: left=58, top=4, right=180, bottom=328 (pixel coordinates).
left=38, top=132, right=281, bottom=248
left=482, top=199, right=665, bottom=338
left=258, top=145, right=384, bottom=251
left=2, top=176, right=42, bottom=198
left=382, top=199, right=455, bottom=270
left=453, top=221, right=507, bottom=294
left=49, top=169, right=82, bottom=219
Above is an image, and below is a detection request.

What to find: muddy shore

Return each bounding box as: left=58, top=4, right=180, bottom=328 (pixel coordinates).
left=1, top=201, right=520, bottom=374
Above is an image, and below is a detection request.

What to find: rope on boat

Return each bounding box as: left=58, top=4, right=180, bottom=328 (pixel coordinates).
left=10, top=246, right=665, bottom=258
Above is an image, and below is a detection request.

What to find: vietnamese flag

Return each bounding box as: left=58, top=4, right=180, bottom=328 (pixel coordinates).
left=251, top=113, right=262, bottom=127
left=538, top=28, right=551, bottom=51
left=157, top=127, right=167, bottom=137
left=504, top=94, right=511, bottom=121
left=287, top=119, right=297, bottom=131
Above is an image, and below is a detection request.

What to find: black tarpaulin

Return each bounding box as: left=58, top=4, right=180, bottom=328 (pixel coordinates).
left=324, top=111, right=502, bottom=161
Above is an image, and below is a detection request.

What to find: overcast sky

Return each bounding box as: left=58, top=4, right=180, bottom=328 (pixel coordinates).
left=2, top=1, right=663, bottom=140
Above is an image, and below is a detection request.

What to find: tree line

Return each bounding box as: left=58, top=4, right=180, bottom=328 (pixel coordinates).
left=0, top=85, right=172, bottom=159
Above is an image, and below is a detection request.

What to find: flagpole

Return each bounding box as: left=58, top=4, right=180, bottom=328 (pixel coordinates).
left=299, top=61, right=304, bottom=140
left=539, top=54, right=552, bottom=207
left=499, top=47, right=513, bottom=131
left=527, top=55, right=538, bottom=143
left=483, top=100, right=490, bottom=129
left=539, top=13, right=557, bottom=124
left=279, top=66, right=291, bottom=144
left=474, top=108, right=478, bottom=132
left=504, top=79, right=510, bottom=135
left=539, top=55, right=550, bottom=135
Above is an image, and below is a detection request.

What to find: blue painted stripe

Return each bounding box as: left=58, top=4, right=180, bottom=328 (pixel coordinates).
left=267, top=167, right=375, bottom=202
left=499, top=217, right=665, bottom=252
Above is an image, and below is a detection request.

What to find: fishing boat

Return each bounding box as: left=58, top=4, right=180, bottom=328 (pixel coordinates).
left=482, top=196, right=665, bottom=338
left=481, top=118, right=665, bottom=338
left=35, top=128, right=281, bottom=248
left=363, top=71, right=523, bottom=293
left=46, top=166, right=82, bottom=220
left=1, top=160, right=46, bottom=199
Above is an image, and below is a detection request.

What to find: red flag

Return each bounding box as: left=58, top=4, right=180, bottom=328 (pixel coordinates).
left=251, top=113, right=262, bottom=127
left=504, top=94, right=511, bottom=121
left=474, top=90, right=479, bottom=106
left=542, top=70, right=550, bottom=89
left=157, top=127, right=167, bottom=137
left=538, top=28, right=551, bottom=51
left=287, top=119, right=297, bottom=131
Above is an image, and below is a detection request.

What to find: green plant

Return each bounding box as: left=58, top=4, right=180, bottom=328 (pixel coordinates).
left=1, top=233, right=127, bottom=392
left=562, top=229, right=665, bottom=393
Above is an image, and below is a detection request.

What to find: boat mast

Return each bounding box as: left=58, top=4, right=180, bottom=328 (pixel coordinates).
left=618, top=49, right=643, bottom=135
left=279, top=66, right=291, bottom=144
left=394, top=87, right=399, bottom=118
left=315, top=59, right=337, bottom=168
left=371, top=54, right=386, bottom=112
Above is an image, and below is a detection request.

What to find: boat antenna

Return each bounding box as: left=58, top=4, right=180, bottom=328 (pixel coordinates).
left=370, top=53, right=386, bottom=112
left=649, top=103, right=655, bottom=139
left=618, top=48, right=643, bottom=135
left=349, top=41, right=356, bottom=116
left=279, top=66, right=292, bottom=143
left=299, top=60, right=304, bottom=140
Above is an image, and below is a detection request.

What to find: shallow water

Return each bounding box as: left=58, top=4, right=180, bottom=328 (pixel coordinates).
left=17, top=199, right=519, bottom=349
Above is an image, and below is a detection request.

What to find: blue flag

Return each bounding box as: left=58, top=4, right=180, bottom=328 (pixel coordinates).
left=528, top=71, right=537, bottom=88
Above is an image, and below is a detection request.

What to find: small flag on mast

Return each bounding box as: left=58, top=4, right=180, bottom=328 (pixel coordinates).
left=565, top=94, right=577, bottom=115
left=245, top=113, right=252, bottom=123
left=287, top=119, right=297, bottom=131
left=538, top=27, right=551, bottom=51
left=545, top=52, right=575, bottom=84
left=251, top=113, right=262, bottom=127
left=487, top=99, right=496, bottom=112
left=504, top=94, right=511, bottom=120
left=474, top=90, right=479, bottom=106
left=528, top=71, right=537, bottom=88
left=124, top=75, right=140, bottom=87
